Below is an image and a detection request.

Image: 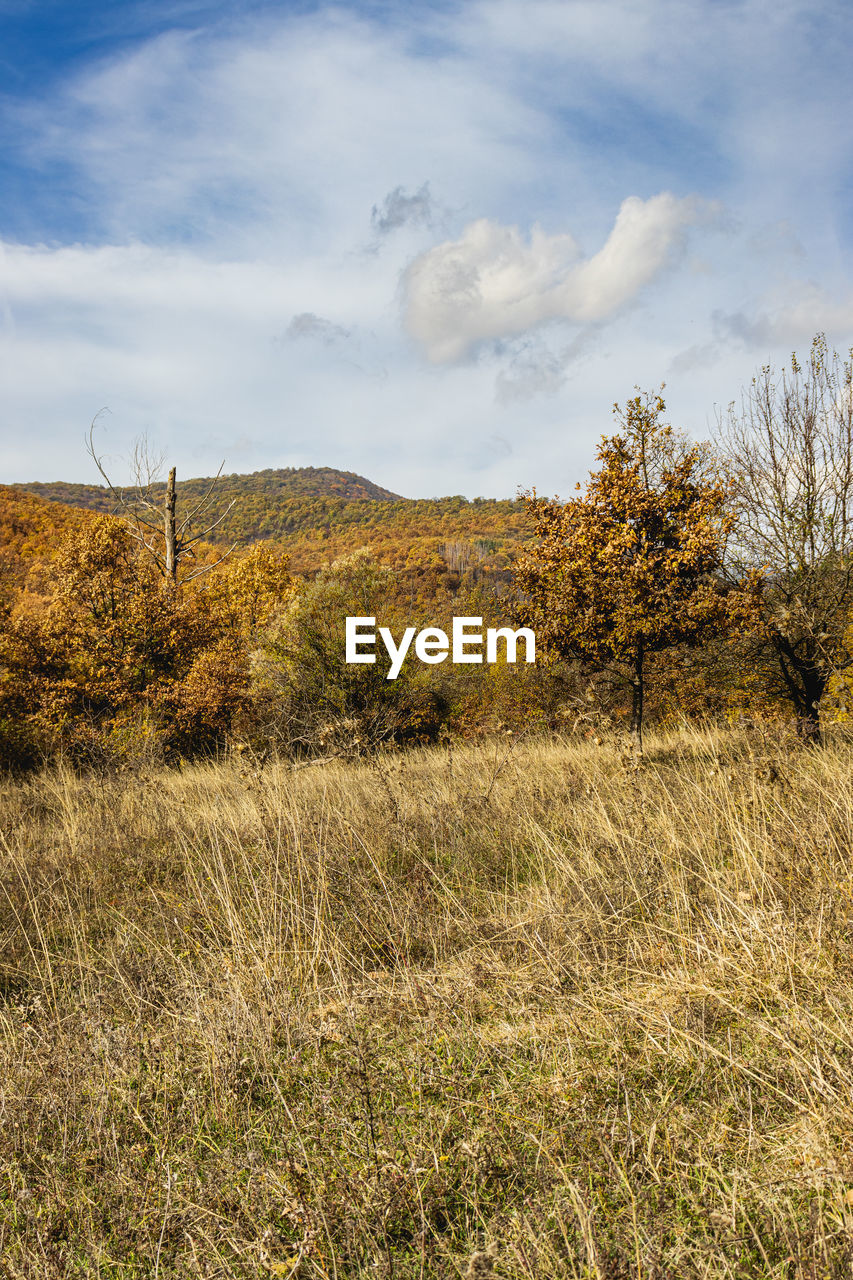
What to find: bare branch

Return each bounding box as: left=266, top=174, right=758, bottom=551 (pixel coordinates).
left=717, top=333, right=853, bottom=736
left=176, top=460, right=228, bottom=534
left=180, top=500, right=237, bottom=548
left=130, top=436, right=166, bottom=492
left=182, top=543, right=240, bottom=582
left=85, top=416, right=236, bottom=586
left=86, top=411, right=127, bottom=509
left=126, top=510, right=164, bottom=537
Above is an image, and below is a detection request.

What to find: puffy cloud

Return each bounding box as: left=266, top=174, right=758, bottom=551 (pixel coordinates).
left=402, top=193, right=705, bottom=363
left=1, top=1, right=852, bottom=495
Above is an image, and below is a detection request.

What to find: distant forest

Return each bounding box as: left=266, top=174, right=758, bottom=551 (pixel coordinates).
left=15, top=467, right=528, bottom=585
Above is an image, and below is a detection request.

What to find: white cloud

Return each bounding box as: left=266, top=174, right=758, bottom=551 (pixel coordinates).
left=713, top=285, right=853, bottom=350
left=402, top=194, right=706, bottom=363
left=669, top=283, right=853, bottom=375
left=1, top=1, right=852, bottom=496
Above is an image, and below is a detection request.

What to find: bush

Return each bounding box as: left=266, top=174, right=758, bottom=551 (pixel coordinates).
left=251, top=548, right=446, bottom=754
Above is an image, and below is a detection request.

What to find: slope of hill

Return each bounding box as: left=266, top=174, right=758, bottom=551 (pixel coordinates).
left=0, top=485, right=92, bottom=594
left=19, top=466, right=401, bottom=511
left=16, top=468, right=529, bottom=595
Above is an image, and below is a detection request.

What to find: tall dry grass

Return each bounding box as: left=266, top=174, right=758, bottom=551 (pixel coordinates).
left=2, top=726, right=853, bottom=1277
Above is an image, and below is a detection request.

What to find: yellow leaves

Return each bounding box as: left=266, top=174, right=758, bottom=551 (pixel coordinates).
left=515, top=393, right=738, bottom=672
left=205, top=542, right=294, bottom=635
left=0, top=524, right=299, bottom=761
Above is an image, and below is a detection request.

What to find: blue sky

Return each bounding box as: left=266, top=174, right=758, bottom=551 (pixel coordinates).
left=1, top=0, right=853, bottom=497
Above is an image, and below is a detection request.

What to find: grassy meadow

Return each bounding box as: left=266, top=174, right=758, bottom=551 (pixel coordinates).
left=2, top=727, right=853, bottom=1277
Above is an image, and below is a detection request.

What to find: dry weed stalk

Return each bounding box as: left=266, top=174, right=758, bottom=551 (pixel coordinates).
left=1, top=725, right=852, bottom=1276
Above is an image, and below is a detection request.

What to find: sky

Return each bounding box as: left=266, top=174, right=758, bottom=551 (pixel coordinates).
left=1, top=0, right=852, bottom=498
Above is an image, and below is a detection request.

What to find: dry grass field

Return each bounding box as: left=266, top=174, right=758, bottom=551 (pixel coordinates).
left=2, top=727, right=853, bottom=1278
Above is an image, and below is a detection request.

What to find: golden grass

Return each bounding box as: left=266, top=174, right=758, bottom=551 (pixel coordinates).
left=2, top=726, right=853, bottom=1277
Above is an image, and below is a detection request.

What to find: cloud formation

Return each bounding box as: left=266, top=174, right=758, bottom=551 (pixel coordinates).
left=713, top=288, right=853, bottom=350
left=286, top=312, right=351, bottom=344
left=371, top=183, right=434, bottom=235
left=669, top=286, right=853, bottom=374
left=402, top=193, right=704, bottom=363
left=1, top=1, right=852, bottom=498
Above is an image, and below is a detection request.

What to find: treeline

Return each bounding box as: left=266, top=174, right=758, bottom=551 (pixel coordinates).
left=3, top=333, right=853, bottom=769
left=0, top=502, right=557, bottom=769
left=16, top=467, right=525, bottom=559
left=18, top=469, right=528, bottom=596
left=0, top=486, right=92, bottom=592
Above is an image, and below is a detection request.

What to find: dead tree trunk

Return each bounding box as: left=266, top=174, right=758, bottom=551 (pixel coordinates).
left=86, top=420, right=236, bottom=586
left=164, top=466, right=178, bottom=588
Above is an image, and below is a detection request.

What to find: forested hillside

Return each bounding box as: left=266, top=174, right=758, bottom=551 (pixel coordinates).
left=7, top=336, right=852, bottom=769
left=16, top=467, right=528, bottom=590
left=0, top=484, right=92, bottom=593
left=20, top=465, right=402, bottom=509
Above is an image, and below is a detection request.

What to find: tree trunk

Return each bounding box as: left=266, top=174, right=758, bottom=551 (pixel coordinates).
left=797, top=673, right=824, bottom=744
left=776, top=639, right=825, bottom=743
left=630, top=645, right=644, bottom=754
left=773, top=636, right=826, bottom=744
left=164, top=466, right=177, bottom=588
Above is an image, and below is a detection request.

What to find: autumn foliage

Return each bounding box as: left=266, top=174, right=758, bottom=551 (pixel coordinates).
left=514, top=393, right=753, bottom=746
left=17, top=470, right=528, bottom=601
left=0, top=513, right=292, bottom=767
left=5, top=340, right=853, bottom=769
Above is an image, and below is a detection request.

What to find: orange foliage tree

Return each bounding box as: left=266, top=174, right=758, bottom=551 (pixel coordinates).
left=514, top=393, right=744, bottom=749
left=0, top=516, right=292, bottom=766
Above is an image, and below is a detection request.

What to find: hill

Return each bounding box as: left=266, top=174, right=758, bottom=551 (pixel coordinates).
left=15, top=467, right=530, bottom=598
left=0, top=484, right=92, bottom=595
left=19, top=465, right=402, bottom=510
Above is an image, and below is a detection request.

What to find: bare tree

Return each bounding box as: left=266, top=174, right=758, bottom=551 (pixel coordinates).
left=720, top=334, right=853, bottom=738
left=86, top=415, right=237, bottom=588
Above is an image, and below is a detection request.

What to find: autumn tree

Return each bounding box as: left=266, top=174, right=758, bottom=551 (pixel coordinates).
left=514, top=392, right=740, bottom=750
left=720, top=335, right=853, bottom=739
left=0, top=516, right=292, bottom=766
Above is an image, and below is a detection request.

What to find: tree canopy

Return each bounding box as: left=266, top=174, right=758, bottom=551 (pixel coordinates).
left=514, top=393, right=741, bottom=748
